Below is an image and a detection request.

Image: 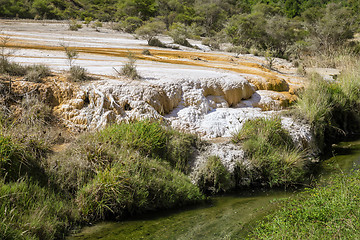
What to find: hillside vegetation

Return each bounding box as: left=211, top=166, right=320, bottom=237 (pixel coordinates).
left=1, top=1, right=359, bottom=59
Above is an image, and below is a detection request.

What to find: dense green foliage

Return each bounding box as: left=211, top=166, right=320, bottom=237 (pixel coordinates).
left=1, top=0, right=359, bottom=23
left=233, top=117, right=306, bottom=187
left=250, top=170, right=360, bottom=239
left=1, top=1, right=359, bottom=57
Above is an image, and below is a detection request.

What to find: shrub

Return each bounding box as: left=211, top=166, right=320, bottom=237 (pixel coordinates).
left=226, top=45, right=249, bottom=56
left=91, top=20, right=103, bottom=32
left=68, top=19, right=82, bottom=31
left=0, top=58, right=28, bottom=76
left=148, top=38, right=166, bottom=48
left=201, top=37, right=220, bottom=50
left=135, top=20, right=166, bottom=44
left=83, top=17, right=93, bottom=26
left=68, top=65, right=89, bottom=82
left=60, top=43, right=78, bottom=68
left=24, top=64, right=51, bottom=82
left=117, top=17, right=143, bottom=33
left=233, top=117, right=306, bottom=187
left=168, top=22, right=193, bottom=48
left=195, top=156, right=232, bottom=194
left=142, top=49, right=151, bottom=55
left=116, top=53, right=140, bottom=80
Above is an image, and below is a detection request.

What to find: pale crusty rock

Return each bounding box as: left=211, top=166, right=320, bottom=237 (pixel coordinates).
left=238, top=90, right=297, bottom=111
left=55, top=76, right=256, bottom=133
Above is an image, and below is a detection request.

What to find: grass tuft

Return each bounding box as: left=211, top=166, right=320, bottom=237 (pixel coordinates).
left=195, top=155, right=232, bottom=194
left=233, top=117, right=306, bottom=187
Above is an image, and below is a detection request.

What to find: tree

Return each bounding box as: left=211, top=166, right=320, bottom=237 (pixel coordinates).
left=121, top=0, right=158, bottom=21
left=135, top=20, right=166, bottom=44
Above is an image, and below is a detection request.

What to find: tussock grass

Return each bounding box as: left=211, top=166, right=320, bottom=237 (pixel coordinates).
left=232, top=117, right=306, bottom=187
left=68, top=65, right=90, bottom=82
left=76, top=150, right=203, bottom=221
left=0, top=178, right=76, bottom=240
left=250, top=171, right=360, bottom=239
left=24, top=64, right=51, bottom=83
left=295, top=65, right=360, bottom=149
left=195, top=156, right=232, bottom=194
left=116, top=53, right=140, bottom=80
left=0, top=58, right=28, bottom=76
left=0, top=58, right=51, bottom=82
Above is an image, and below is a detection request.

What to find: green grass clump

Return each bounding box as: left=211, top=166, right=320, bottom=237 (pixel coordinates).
left=100, top=121, right=167, bottom=158
left=118, top=53, right=141, bottom=80
left=0, top=58, right=28, bottom=76
left=195, top=155, right=232, bottom=194
left=295, top=70, right=360, bottom=150
left=68, top=65, right=90, bottom=82
left=99, top=121, right=198, bottom=172
left=24, top=64, right=51, bottom=83
left=76, top=150, right=204, bottom=221
left=0, top=178, right=76, bottom=240
left=233, top=117, right=306, bottom=187
left=250, top=171, right=360, bottom=239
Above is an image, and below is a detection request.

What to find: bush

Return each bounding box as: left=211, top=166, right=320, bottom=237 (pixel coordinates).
left=116, top=53, right=140, bottom=80
left=142, top=49, right=151, bottom=55
left=68, top=65, right=89, bottom=82
left=91, top=20, right=102, bottom=31
left=68, top=19, right=82, bottom=31
left=0, top=58, right=28, bottom=76
left=233, top=117, right=306, bottom=187
left=24, top=64, right=51, bottom=82
left=117, top=17, right=143, bottom=33
left=226, top=45, right=249, bottom=56
left=201, top=37, right=220, bottom=50
left=195, top=156, right=232, bottom=194
left=148, top=38, right=166, bottom=48
left=135, top=20, right=166, bottom=44
left=168, top=22, right=193, bottom=48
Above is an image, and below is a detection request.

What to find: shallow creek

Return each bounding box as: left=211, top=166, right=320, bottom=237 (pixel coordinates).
left=69, top=139, right=360, bottom=240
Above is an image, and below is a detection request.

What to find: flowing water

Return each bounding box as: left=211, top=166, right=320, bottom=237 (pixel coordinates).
left=69, top=139, right=360, bottom=240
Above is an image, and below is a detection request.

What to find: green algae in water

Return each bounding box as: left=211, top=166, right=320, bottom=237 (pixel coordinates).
left=69, top=190, right=291, bottom=240
left=69, top=139, right=360, bottom=240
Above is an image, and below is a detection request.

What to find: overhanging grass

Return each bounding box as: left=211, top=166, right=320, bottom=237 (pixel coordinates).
left=250, top=170, right=360, bottom=239
left=233, top=117, right=306, bottom=187
left=295, top=69, right=360, bottom=150
left=76, top=150, right=204, bottom=221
